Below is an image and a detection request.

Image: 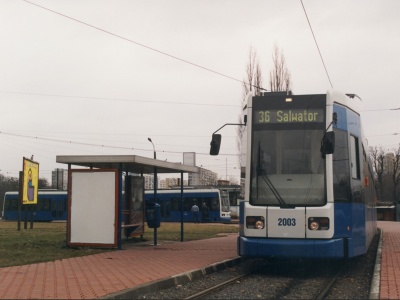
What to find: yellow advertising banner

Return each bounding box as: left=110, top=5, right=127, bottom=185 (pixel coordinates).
left=22, top=158, right=39, bottom=204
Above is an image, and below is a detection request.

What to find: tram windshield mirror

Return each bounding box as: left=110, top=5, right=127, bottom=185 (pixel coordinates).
left=320, top=131, right=335, bottom=158
left=210, top=134, right=222, bottom=156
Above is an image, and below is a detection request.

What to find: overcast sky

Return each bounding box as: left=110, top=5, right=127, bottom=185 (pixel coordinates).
left=1, top=0, right=399, bottom=183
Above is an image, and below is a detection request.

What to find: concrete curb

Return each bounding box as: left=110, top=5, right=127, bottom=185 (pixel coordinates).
left=369, top=228, right=383, bottom=299
left=101, top=256, right=243, bottom=299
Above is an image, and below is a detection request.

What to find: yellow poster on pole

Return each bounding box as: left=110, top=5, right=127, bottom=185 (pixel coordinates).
left=22, top=158, right=39, bottom=204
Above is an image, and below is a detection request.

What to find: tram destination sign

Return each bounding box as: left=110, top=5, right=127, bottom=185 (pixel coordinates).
left=254, top=109, right=324, bottom=124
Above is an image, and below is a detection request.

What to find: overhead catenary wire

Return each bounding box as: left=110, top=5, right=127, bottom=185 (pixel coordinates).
left=361, top=108, right=400, bottom=112
left=300, top=0, right=334, bottom=89
left=0, top=131, right=240, bottom=157
left=0, top=129, right=237, bottom=139
left=0, top=90, right=241, bottom=108
left=22, top=0, right=267, bottom=93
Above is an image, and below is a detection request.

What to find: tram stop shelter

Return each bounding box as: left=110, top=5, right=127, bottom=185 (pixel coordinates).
left=56, top=155, right=198, bottom=250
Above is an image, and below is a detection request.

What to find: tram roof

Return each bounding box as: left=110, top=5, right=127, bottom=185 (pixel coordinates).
left=56, top=155, right=199, bottom=174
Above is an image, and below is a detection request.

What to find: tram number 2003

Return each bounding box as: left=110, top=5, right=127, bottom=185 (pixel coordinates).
left=278, top=218, right=296, bottom=226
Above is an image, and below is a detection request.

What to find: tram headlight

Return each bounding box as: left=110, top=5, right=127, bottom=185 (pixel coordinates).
left=308, top=217, right=330, bottom=231
left=255, top=220, right=264, bottom=229
left=246, top=216, right=265, bottom=229
left=309, top=221, right=319, bottom=230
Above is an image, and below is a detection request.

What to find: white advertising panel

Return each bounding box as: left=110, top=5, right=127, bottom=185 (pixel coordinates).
left=69, top=170, right=118, bottom=247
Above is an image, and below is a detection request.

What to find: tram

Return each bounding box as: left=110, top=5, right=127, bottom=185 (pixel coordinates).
left=211, top=90, right=377, bottom=259
left=144, top=189, right=231, bottom=223
left=2, top=190, right=67, bottom=221
left=3, top=188, right=232, bottom=224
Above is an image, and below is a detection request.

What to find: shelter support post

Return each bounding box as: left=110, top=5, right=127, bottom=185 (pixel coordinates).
left=180, top=171, right=184, bottom=242
left=118, top=165, right=123, bottom=250
left=153, top=166, right=158, bottom=246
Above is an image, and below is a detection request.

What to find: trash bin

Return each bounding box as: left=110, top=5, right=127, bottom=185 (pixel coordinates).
left=145, top=202, right=160, bottom=228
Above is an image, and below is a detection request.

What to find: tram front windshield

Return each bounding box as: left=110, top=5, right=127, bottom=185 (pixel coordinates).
left=250, top=129, right=326, bottom=206
left=249, top=96, right=327, bottom=207
left=219, top=190, right=230, bottom=212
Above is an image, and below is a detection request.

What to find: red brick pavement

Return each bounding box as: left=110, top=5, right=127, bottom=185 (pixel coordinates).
left=0, top=234, right=238, bottom=299
left=378, top=221, right=400, bottom=300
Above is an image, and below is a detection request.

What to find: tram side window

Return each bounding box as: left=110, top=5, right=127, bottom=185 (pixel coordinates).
left=5, top=197, right=18, bottom=210
left=165, top=201, right=169, bottom=218
left=39, top=198, right=51, bottom=211
left=160, top=199, right=170, bottom=218
left=350, top=135, right=361, bottom=180
left=171, top=196, right=193, bottom=211
left=333, top=129, right=352, bottom=202
left=190, top=198, right=199, bottom=211
left=229, top=191, right=238, bottom=207
left=197, top=197, right=211, bottom=211
left=171, top=197, right=180, bottom=211
left=184, top=197, right=193, bottom=211
left=63, top=198, right=68, bottom=212
left=210, top=197, right=219, bottom=211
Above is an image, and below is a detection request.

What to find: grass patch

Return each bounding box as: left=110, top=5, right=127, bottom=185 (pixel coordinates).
left=0, top=221, right=106, bottom=268
left=0, top=221, right=238, bottom=268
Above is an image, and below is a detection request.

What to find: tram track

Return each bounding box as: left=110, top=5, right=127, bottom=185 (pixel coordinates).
left=313, top=263, right=344, bottom=300
left=138, top=232, right=379, bottom=299
left=183, top=272, right=252, bottom=300
left=181, top=260, right=345, bottom=300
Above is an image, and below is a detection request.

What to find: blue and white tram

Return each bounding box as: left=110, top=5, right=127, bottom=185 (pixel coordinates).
left=144, top=189, right=231, bottom=223
left=211, top=90, right=376, bottom=259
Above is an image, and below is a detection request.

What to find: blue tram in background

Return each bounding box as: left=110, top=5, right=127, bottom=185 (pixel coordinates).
left=2, top=190, right=67, bottom=221
left=145, top=189, right=231, bottom=223
left=2, top=188, right=231, bottom=223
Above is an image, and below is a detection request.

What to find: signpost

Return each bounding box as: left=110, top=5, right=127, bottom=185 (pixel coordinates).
left=18, top=157, right=39, bottom=230
left=22, top=157, right=39, bottom=205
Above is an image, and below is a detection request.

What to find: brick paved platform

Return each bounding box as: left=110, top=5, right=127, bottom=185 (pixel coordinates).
left=0, top=234, right=238, bottom=299
left=376, top=221, right=400, bottom=300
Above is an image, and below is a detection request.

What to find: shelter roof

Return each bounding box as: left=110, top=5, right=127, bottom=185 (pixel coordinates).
left=56, top=155, right=198, bottom=174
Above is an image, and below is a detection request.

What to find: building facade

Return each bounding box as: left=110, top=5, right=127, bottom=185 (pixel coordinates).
left=188, top=167, right=218, bottom=186
left=51, top=168, right=68, bottom=190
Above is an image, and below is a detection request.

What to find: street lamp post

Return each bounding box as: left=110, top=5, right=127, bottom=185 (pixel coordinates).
left=148, top=138, right=158, bottom=245
left=226, top=158, right=227, bottom=181
left=148, top=138, right=157, bottom=200
left=147, top=138, right=156, bottom=159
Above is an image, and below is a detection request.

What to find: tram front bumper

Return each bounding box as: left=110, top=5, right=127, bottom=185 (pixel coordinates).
left=237, top=236, right=346, bottom=259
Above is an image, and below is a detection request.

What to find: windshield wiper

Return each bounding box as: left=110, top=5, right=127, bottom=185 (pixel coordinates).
left=260, top=174, right=288, bottom=208
left=257, top=142, right=289, bottom=208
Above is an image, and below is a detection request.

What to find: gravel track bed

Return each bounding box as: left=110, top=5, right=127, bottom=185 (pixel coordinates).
left=138, top=230, right=379, bottom=299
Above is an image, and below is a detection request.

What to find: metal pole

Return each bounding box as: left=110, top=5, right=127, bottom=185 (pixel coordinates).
left=18, top=171, right=22, bottom=231
left=30, top=205, right=34, bottom=229
left=154, top=168, right=157, bottom=246
left=180, top=171, right=184, bottom=242
left=118, top=165, right=123, bottom=250
left=148, top=138, right=158, bottom=246
left=67, top=164, right=71, bottom=247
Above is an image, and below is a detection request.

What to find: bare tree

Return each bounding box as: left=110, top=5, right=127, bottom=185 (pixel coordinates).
left=228, top=176, right=239, bottom=185
left=234, top=47, right=264, bottom=186
left=241, top=47, right=263, bottom=99
left=370, top=145, right=400, bottom=204
left=391, top=145, right=400, bottom=202
left=370, top=146, right=385, bottom=202
left=269, top=44, right=292, bottom=92
left=237, top=47, right=263, bottom=152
